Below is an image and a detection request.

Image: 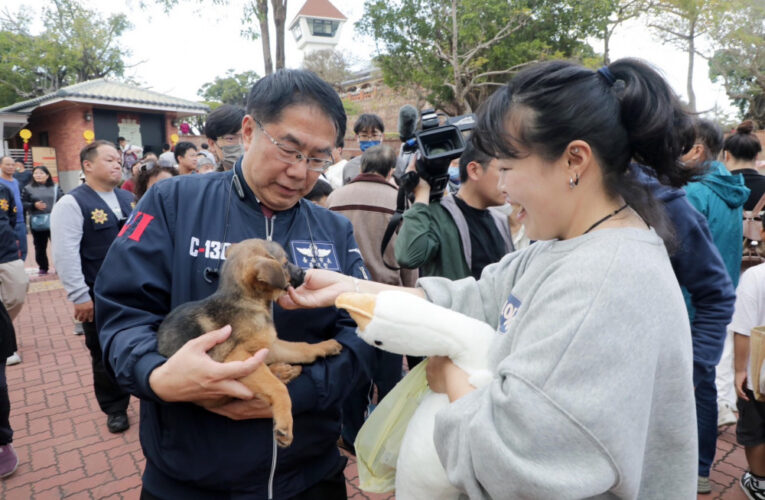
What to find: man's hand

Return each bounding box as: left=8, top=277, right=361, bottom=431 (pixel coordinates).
left=736, top=370, right=749, bottom=401
left=149, top=325, right=268, bottom=404
left=405, top=155, right=430, bottom=204
left=278, top=269, right=354, bottom=310
left=74, top=301, right=94, bottom=323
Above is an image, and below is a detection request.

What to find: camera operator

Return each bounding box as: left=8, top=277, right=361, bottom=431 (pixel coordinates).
left=394, top=141, right=513, bottom=280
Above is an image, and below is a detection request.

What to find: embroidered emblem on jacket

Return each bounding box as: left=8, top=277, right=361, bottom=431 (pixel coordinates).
left=0, top=199, right=7, bottom=211
left=91, top=209, right=108, bottom=224
left=290, top=241, right=340, bottom=270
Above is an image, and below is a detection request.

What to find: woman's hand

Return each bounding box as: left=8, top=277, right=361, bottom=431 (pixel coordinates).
left=426, top=356, right=475, bottom=402
left=34, top=200, right=47, bottom=210
left=278, top=269, right=355, bottom=309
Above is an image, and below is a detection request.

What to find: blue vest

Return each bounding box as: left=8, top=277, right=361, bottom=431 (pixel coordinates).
left=69, top=184, right=134, bottom=289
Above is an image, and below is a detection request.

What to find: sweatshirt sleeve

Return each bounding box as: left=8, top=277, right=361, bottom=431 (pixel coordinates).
left=394, top=202, right=441, bottom=269
left=21, top=186, right=33, bottom=214
left=287, top=223, right=376, bottom=414
left=94, top=187, right=174, bottom=402
left=50, top=195, right=90, bottom=304
left=668, top=197, right=735, bottom=382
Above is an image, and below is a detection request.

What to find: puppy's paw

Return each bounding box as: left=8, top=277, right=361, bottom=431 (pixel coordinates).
left=274, top=423, right=293, bottom=448
left=315, top=339, right=343, bottom=357
left=269, top=363, right=302, bottom=384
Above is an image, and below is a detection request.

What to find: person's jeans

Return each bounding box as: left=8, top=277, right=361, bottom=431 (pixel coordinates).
left=14, top=224, right=26, bottom=262
left=31, top=229, right=50, bottom=272
left=696, top=366, right=718, bottom=477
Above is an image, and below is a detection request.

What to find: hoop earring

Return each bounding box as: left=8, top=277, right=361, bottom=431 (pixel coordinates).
left=569, top=173, right=580, bottom=189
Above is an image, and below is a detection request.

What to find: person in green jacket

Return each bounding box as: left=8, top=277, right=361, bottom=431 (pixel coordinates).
left=394, top=141, right=513, bottom=281
left=682, top=118, right=750, bottom=466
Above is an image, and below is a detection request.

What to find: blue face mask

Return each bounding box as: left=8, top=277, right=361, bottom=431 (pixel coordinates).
left=359, top=140, right=381, bottom=152
left=448, top=165, right=461, bottom=183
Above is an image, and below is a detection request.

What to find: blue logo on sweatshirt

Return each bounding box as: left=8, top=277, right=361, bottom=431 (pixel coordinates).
left=290, top=241, right=340, bottom=270
left=498, top=294, right=522, bottom=334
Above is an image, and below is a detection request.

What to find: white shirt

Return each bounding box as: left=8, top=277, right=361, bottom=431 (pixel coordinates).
left=730, top=262, right=765, bottom=390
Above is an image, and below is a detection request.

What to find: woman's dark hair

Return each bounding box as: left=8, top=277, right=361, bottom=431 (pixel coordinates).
left=134, top=166, right=178, bottom=201
left=473, top=58, right=699, bottom=248
left=31, top=166, right=54, bottom=187
left=246, top=69, right=347, bottom=147
left=724, top=120, right=762, bottom=162
left=692, top=118, right=724, bottom=161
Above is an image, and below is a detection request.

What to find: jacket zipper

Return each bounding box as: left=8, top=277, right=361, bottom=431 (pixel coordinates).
left=265, top=214, right=276, bottom=241
left=265, top=211, right=277, bottom=499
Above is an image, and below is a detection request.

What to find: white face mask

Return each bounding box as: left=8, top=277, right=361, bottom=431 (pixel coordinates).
left=219, top=144, right=244, bottom=171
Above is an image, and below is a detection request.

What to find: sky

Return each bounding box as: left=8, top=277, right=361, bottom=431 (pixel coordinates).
left=18, top=0, right=737, bottom=119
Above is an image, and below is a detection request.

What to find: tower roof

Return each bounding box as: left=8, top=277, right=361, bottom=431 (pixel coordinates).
left=289, top=0, right=347, bottom=28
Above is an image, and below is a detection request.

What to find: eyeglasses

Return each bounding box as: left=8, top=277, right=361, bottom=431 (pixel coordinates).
left=256, top=121, right=333, bottom=173
left=358, top=132, right=383, bottom=141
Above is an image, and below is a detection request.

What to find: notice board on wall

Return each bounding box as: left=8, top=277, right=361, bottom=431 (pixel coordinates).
left=32, top=147, right=58, bottom=181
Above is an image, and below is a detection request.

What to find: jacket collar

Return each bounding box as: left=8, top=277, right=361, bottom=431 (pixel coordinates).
left=349, top=173, right=397, bottom=188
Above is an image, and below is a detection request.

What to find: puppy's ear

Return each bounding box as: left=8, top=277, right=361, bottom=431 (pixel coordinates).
left=246, top=256, right=288, bottom=290
left=224, top=242, right=239, bottom=260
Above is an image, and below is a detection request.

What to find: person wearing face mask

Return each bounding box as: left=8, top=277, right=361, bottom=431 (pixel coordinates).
left=342, top=113, right=384, bottom=185
left=203, top=104, right=246, bottom=171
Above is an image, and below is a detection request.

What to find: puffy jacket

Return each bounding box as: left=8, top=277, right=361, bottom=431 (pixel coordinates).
left=95, top=162, right=375, bottom=498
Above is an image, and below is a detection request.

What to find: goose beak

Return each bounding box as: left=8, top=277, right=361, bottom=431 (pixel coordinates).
left=335, top=292, right=377, bottom=331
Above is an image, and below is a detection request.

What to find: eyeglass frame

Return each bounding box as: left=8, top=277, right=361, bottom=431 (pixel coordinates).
left=255, top=120, right=334, bottom=173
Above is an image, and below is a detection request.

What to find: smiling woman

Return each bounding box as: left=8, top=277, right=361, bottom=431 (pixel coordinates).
left=282, top=57, right=703, bottom=498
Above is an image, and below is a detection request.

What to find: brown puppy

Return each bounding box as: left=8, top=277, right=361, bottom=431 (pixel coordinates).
left=157, top=238, right=343, bottom=447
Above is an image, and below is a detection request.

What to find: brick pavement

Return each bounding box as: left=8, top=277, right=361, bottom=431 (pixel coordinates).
left=0, top=242, right=755, bottom=498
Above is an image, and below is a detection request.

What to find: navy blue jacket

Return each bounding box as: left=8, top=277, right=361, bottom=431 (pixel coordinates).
left=0, top=183, right=18, bottom=264
left=94, top=164, right=375, bottom=498
left=635, top=166, right=735, bottom=386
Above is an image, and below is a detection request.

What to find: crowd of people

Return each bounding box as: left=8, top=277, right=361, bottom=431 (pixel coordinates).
left=0, top=60, right=763, bottom=499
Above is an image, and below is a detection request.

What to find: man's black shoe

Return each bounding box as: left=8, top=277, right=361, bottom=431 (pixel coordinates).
left=107, top=412, right=129, bottom=433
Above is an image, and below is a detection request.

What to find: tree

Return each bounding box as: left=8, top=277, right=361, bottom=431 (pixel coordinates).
left=648, top=0, right=727, bottom=111
left=357, top=0, right=607, bottom=115
left=708, top=0, right=765, bottom=125
left=0, top=0, right=131, bottom=106
left=157, top=0, right=288, bottom=75
left=598, top=0, right=653, bottom=64
left=301, top=49, right=354, bottom=89
left=197, top=70, right=261, bottom=106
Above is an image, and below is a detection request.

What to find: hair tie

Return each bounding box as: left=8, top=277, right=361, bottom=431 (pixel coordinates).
left=597, top=66, right=617, bottom=86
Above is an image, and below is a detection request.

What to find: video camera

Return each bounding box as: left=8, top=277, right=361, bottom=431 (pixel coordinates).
left=398, top=107, right=470, bottom=202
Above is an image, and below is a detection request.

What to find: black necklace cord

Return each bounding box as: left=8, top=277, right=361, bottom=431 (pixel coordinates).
left=582, top=204, right=629, bottom=235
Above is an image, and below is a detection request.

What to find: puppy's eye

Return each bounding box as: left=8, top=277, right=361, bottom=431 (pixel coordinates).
left=374, top=340, right=383, bottom=346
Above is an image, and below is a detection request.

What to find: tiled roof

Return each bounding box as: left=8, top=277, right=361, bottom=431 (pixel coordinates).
left=290, top=0, right=346, bottom=27
left=0, top=79, right=209, bottom=114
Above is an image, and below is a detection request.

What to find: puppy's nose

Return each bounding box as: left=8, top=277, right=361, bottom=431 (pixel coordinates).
left=286, top=262, right=305, bottom=288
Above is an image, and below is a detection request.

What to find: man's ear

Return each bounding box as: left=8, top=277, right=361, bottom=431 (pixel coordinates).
left=242, top=114, right=257, bottom=152
left=466, top=161, right=482, bottom=181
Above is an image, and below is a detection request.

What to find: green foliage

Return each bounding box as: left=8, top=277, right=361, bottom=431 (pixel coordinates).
left=356, top=0, right=607, bottom=114
left=342, top=98, right=362, bottom=117
left=197, top=70, right=261, bottom=107
left=0, top=0, right=131, bottom=107
left=708, top=0, right=765, bottom=125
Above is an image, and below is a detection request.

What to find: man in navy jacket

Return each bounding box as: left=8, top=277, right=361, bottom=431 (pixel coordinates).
left=95, top=70, right=375, bottom=499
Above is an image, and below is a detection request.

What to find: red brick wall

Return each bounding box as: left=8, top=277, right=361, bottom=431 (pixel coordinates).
left=27, top=103, right=93, bottom=174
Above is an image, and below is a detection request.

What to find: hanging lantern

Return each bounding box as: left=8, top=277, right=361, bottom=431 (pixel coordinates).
left=19, top=129, right=32, bottom=162
left=83, top=130, right=95, bottom=144
left=170, top=133, right=179, bottom=146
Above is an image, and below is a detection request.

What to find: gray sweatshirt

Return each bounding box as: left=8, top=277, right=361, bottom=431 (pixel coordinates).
left=419, top=228, right=697, bottom=499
